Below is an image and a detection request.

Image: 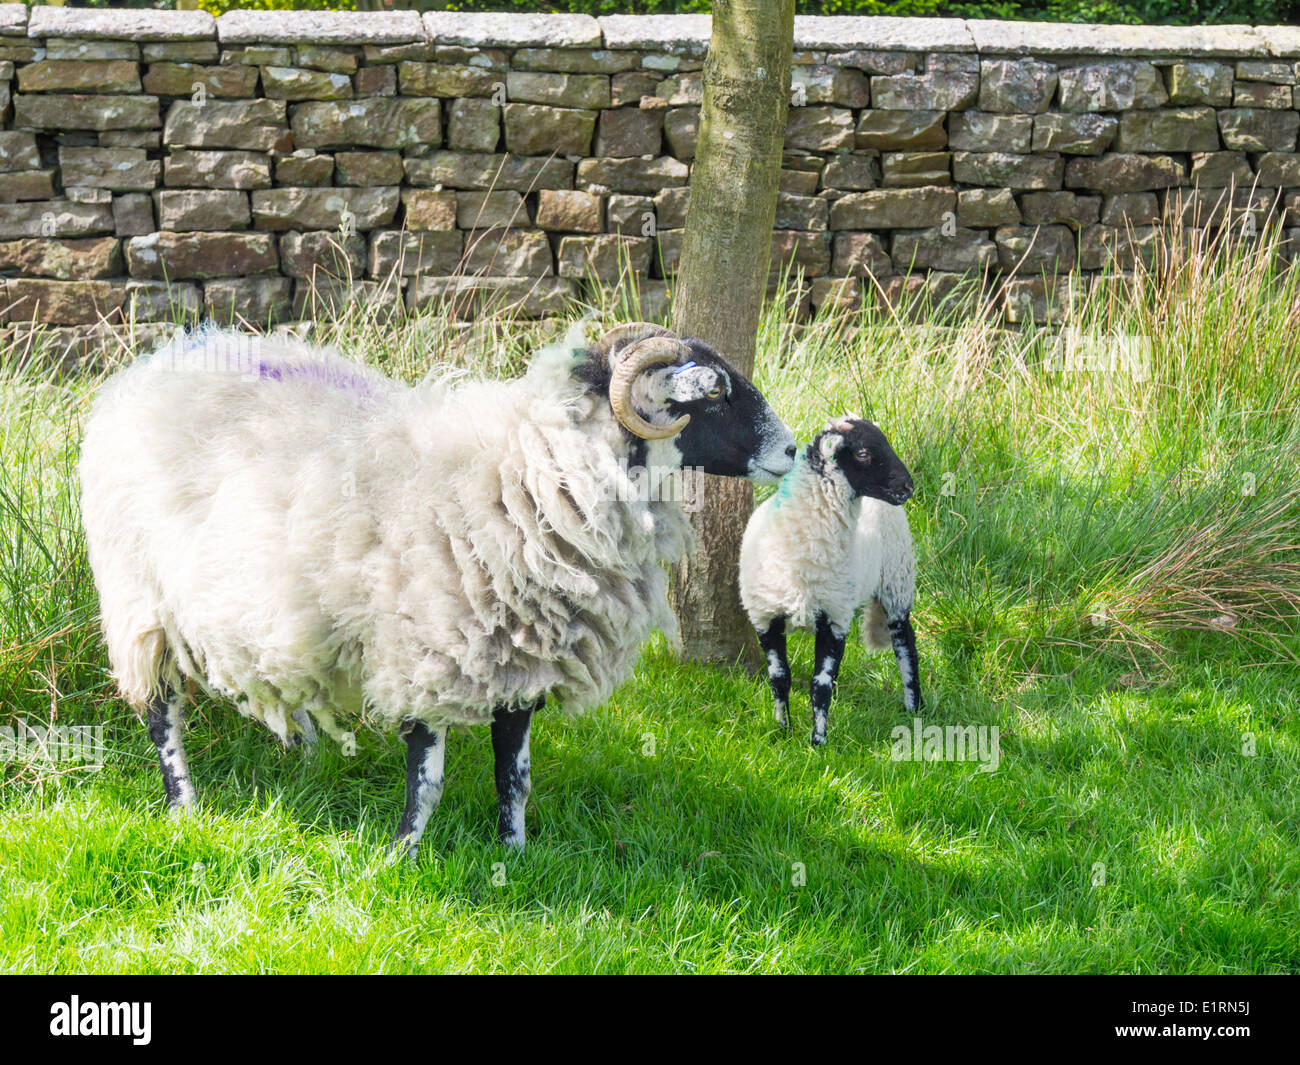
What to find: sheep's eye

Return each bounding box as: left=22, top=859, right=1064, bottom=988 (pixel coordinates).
left=706, top=386, right=723, bottom=400
left=855, top=448, right=871, bottom=463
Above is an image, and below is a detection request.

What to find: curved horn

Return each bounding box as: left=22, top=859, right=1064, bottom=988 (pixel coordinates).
left=609, top=336, right=691, bottom=440
left=595, top=321, right=673, bottom=357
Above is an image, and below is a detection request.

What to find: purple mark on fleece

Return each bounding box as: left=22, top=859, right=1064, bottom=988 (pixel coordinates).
left=257, top=357, right=379, bottom=399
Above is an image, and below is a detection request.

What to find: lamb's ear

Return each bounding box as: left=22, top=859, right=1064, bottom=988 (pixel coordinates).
left=819, top=432, right=842, bottom=463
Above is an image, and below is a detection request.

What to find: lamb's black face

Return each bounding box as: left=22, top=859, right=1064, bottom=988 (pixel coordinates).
left=644, top=338, right=796, bottom=484
left=811, top=417, right=914, bottom=505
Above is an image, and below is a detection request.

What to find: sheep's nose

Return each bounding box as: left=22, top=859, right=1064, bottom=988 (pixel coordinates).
left=785, top=444, right=797, bottom=458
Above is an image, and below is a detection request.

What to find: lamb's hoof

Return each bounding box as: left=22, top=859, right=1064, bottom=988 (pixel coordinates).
left=810, top=733, right=827, bottom=748
left=499, top=834, right=526, bottom=850
left=391, top=837, right=419, bottom=863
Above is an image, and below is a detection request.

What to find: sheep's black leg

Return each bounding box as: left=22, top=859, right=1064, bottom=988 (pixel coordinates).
left=888, top=614, right=924, bottom=712
left=145, top=690, right=196, bottom=811
left=491, top=697, right=542, bottom=847
left=810, top=612, right=847, bottom=747
left=395, top=720, right=448, bottom=860
left=757, top=617, right=792, bottom=729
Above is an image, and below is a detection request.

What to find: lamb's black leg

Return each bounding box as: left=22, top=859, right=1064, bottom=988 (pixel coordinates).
left=810, top=612, right=847, bottom=747
left=395, top=720, right=448, bottom=859
left=888, top=614, right=924, bottom=712
left=145, top=690, right=196, bottom=811
left=757, top=617, right=792, bottom=729
left=491, top=697, right=542, bottom=847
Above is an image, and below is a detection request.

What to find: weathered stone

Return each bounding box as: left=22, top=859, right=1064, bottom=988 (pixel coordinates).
left=1032, top=113, right=1118, bottom=155
left=611, top=70, right=660, bottom=108
left=770, top=230, right=831, bottom=278
left=275, top=153, right=333, bottom=186
left=98, top=131, right=162, bottom=149
left=557, top=234, right=653, bottom=280
left=1079, top=225, right=1160, bottom=270
left=892, top=226, right=995, bottom=272
left=1004, top=276, right=1086, bottom=325
left=1164, top=61, right=1233, bottom=106
left=0, top=132, right=41, bottom=174
left=423, top=11, right=600, bottom=49
left=949, top=112, right=1031, bottom=153
left=655, top=229, right=683, bottom=275
left=296, top=46, right=360, bottom=75
left=251, top=187, right=400, bottom=231
left=829, top=186, right=955, bottom=230
left=293, top=278, right=402, bottom=320
left=595, top=106, right=663, bottom=157
left=262, top=66, right=352, bottom=101
left=1236, top=60, right=1293, bottom=83
left=536, top=189, right=602, bottom=232
left=1165, top=187, right=1277, bottom=228
left=1099, top=193, right=1159, bottom=226
left=654, top=72, right=701, bottom=106
left=576, top=156, right=688, bottom=194
left=824, top=50, right=913, bottom=75
left=607, top=194, right=653, bottom=236
left=125, top=231, right=278, bottom=280
left=665, top=106, right=696, bottom=159
left=335, top=151, right=403, bottom=186
left=1217, top=109, right=1299, bottom=151
left=1190, top=151, right=1253, bottom=188
left=1020, top=191, right=1100, bottom=226
left=461, top=228, right=553, bottom=276
left=155, top=189, right=250, bottom=231
left=15, top=94, right=160, bottom=131
left=405, top=152, right=572, bottom=191
left=0, top=171, right=55, bottom=201
left=4, top=279, right=128, bottom=325
left=774, top=192, right=828, bottom=231
left=164, top=149, right=271, bottom=190
left=506, top=71, right=609, bottom=109
left=354, top=66, right=396, bottom=97
left=1233, top=81, right=1291, bottom=108
left=881, top=151, right=950, bottom=187
left=821, top=153, right=879, bottom=191
left=59, top=147, right=160, bottom=190
left=503, top=103, right=595, bottom=156
left=871, top=68, right=976, bottom=111
left=855, top=110, right=946, bottom=150
left=220, top=9, right=424, bottom=45
left=832, top=231, right=891, bottom=277
left=455, top=191, right=530, bottom=229
left=0, top=237, right=121, bottom=279
left=994, top=224, right=1076, bottom=273
left=164, top=99, right=288, bottom=151
left=113, top=193, right=154, bottom=236
left=785, top=106, right=855, bottom=152
left=45, top=40, right=140, bottom=62
left=810, top=276, right=863, bottom=313
left=1064, top=153, right=1185, bottom=193
left=17, top=60, right=141, bottom=94
left=291, top=98, right=441, bottom=150
left=407, top=276, right=575, bottom=319
left=958, top=187, right=1021, bottom=227
left=203, top=277, right=293, bottom=328
left=66, top=187, right=113, bottom=205
left=143, top=42, right=220, bottom=64
left=790, top=64, right=869, bottom=108
left=447, top=98, right=500, bottom=152
left=1115, top=107, right=1219, bottom=152
left=1057, top=62, right=1169, bottom=112
left=653, top=186, right=690, bottom=229
left=142, top=63, right=259, bottom=98
left=368, top=230, right=464, bottom=277
left=27, top=8, right=214, bottom=42
left=277, top=229, right=367, bottom=280
left=124, top=279, right=201, bottom=322
left=513, top=48, right=638, bottom=74
left=221, top=47, right=292, bottom=68
left=952, top=151, right=1063, bottom=190
left=398, top=62, right=501, bottom=98
left=978, top=59, right=1056, bottom=113
left=1253, top=153, right=1300, bottom=187
left=400, top=189, right=456, bottom=231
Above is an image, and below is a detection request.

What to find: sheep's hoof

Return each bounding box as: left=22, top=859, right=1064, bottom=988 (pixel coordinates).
left=809, top=733, right=827, bottom=748
left=391, top=837, right=420, bottom=863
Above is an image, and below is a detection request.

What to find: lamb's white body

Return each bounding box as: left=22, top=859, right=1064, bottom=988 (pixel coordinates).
left=740, top=462, right=915, bottom=647
left=80, top=328, right=692, bottom=742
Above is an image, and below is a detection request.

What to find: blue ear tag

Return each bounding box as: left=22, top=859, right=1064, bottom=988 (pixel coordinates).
left=671, top=361, right=697, bottom=374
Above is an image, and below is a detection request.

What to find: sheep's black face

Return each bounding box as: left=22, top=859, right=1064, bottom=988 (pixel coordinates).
left=636, top=338, right=796, bottom=484
left=811, top=417, right=914, bottom=505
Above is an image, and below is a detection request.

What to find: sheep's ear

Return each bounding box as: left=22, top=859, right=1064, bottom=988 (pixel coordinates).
left=819, top=433, right=842, bottom=463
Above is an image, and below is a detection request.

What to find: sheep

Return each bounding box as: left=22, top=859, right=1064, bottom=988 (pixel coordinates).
left=739, top=415, right=920, bottom=746
left=79, top=322, right=796, bottom=853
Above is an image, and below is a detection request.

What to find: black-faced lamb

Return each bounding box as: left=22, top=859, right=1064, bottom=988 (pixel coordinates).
left=79, top=322, right=796, bottom=853
left=739, top=416, right=920, bottom=746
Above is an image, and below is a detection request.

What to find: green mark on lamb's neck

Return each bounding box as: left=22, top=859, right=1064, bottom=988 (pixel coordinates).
left=772, top=465, right=799, bottom=509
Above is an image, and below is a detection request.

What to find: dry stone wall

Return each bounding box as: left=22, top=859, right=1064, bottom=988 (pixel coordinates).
left=3, top=7, right=1300, bottom=351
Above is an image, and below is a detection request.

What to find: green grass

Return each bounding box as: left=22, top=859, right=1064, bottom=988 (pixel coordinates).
left=3, top=226, right=1300, bottom=973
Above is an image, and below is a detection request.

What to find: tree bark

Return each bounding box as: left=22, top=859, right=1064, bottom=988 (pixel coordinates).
left=669, top=0, right=795, bottom=667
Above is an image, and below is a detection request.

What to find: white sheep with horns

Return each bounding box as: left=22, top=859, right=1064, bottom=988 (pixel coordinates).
left=739, top=415, right=921, bottom=746
left=79, top=322, right=795, bottom=852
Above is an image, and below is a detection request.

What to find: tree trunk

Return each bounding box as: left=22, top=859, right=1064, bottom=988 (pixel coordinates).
left=669, top=0, right=795, bottom=667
